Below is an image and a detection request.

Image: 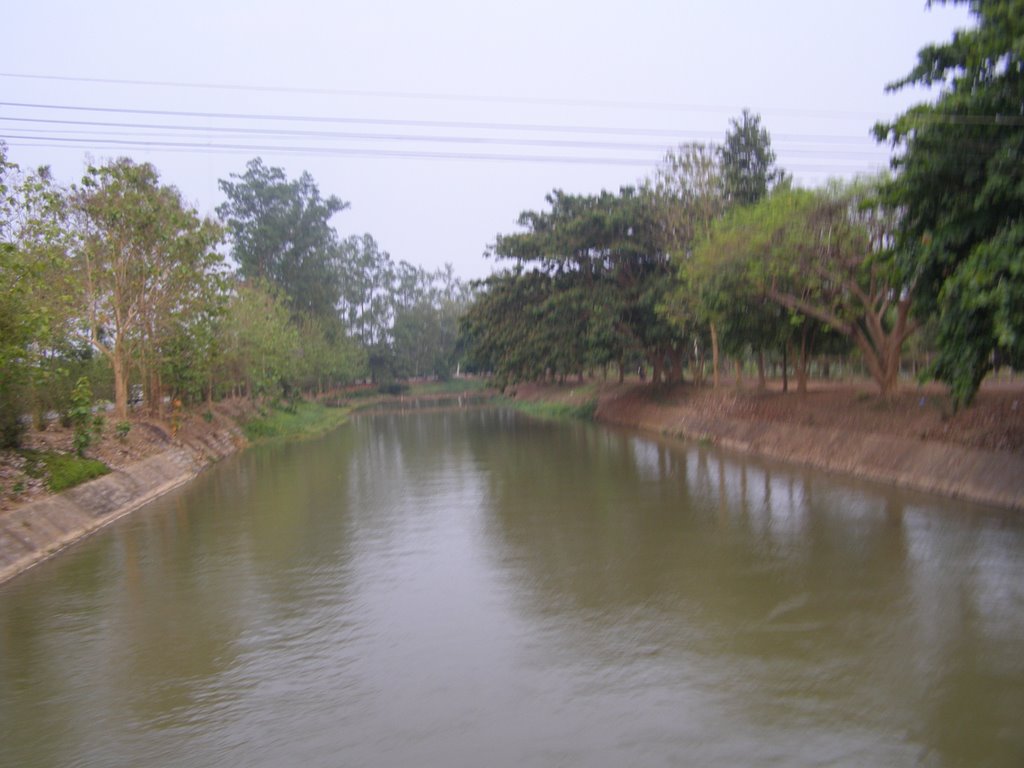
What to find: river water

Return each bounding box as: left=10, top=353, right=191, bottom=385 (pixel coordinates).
left=1, top=407, right=1022, bottom=767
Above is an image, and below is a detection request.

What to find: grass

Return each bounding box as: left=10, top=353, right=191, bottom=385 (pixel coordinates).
left=407, top=378, right=492, bottom=396
left=21, top=449, right=110, bottom=492
left=243, top=400, right=351, bottom=441
left=509, top=398, right=598, bottom=422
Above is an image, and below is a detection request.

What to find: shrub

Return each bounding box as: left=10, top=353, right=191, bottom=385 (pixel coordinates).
left=69, top=377, right=95, bottom=457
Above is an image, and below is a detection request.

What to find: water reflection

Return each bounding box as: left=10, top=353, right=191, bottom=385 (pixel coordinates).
left=1, top=408, right=1021, bottom=767
left=477, top=417, right=1024, bottom=765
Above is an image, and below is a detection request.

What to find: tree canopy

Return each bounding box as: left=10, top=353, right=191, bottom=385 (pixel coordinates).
left=721, top=109, right=788, bottom=207
left=875, top=0, right=1024, bottom=407
left=217, top=158, right=349, bottom=320
left=67, top=158, right=224, bottom=419
left=476, top=186, right=685, bottom=385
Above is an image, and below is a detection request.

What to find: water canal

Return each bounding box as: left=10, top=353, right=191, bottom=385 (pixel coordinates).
left=1, top=407, right=1022, bottom=766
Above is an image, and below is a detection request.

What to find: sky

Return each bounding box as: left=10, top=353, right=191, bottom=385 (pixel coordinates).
left=2, top=0, right=973, bottom=280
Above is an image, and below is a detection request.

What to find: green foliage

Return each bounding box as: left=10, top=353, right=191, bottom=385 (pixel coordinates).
left=687, top=181, right=915, bottom=395
left=0, top=146, right=69, bottom=448
left=218, top=158, right=348, bottom=319
left=465, top=187, right=683, bottom=386
left=69, top=157, right=225, bottom=418
left=69, top=376, right=95, bottom=457
left=875, top=0, right=1024, bottom=407
left=22, top=449, right=110, bottom=492
left=214, top=279, right=301, bottom=398
left=115, top=420, right=132, bottom=440
left=721, top=109, right=787, bottom=206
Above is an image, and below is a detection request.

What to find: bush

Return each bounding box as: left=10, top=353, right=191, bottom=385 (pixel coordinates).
left=0, top=383, right=27, bottom=449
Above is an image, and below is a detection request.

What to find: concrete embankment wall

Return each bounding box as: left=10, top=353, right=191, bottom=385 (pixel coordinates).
left=596, top=399, right=1024, bottom=512
left=0, top=424, right=245, bottom=586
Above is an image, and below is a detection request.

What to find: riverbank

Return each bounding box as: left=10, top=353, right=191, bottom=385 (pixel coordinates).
left=5, top=378, right=1022, bottom=586
left=0, top=399, right=259, bottom=585
left=510, top=379, right=1024, bottom=511
left=0, top=390, right=482, bottom=586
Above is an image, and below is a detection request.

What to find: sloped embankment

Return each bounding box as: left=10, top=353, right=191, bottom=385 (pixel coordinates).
left=0, top=416, right=246, bottom=585
left=594, top=385, right=1024, bottom=511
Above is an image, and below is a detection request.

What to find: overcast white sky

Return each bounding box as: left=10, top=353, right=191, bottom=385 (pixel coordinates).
left=2, top=0, right=972, bottom=279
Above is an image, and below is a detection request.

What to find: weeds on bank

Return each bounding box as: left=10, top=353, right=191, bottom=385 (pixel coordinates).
left=407, top=379, right=491, bottom=396
left=510, top=398, right=598, bottom=422
left=243, top=400, right=350, bottom=441
left=21, top=449, right=110, bottom=492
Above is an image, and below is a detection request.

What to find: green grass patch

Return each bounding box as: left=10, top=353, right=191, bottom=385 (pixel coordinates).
left=243, top=400, right=350, bottom=441
left=509, top=398, right=598, bottom=422
left=21, top=450, right=110, bottom=492
left=407, top=378, right=492, bottom=396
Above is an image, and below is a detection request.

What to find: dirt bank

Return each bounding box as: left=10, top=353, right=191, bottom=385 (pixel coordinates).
left=513, top=379, right=1024, bottom=511
left=0, top=400, right=255, bottom=585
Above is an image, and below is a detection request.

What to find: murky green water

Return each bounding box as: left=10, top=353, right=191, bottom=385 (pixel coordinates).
left=2, top=407, right=1022, bottom=767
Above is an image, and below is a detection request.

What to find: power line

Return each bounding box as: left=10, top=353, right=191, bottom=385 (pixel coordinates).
left=0, top=133, right=663, bottom=166
left=0, top=100, right=881, bottom=143
left=2, top=134, right=893, bottom=176
left=6, top=72, right=1021, bottom=126
left=0, top=71, right=886, bottom=121
left=0, top=115, right=891, bottom=159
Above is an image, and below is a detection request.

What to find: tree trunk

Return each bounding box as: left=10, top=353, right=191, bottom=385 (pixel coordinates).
left=149, top=367, right=163, bottom=418
left=651, top=355, right=663, bottom=385
left=797, top=326, right=810, bottom=395
left=756, top=350, right=766, bottom=390
left=734, top=358, right=743, bottom=390
left=710, top=322, right=720, bottom=389
left=112, top=352, right=129, bottom=421
left=669, top=348, right=685, bottom=384
left=782, top=343, right=789, bottom=394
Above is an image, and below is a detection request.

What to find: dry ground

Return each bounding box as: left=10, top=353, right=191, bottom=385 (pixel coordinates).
left=512, top=377, right=1024, bottom=454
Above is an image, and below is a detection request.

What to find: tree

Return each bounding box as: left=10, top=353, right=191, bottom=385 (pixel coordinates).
left=490, top=187, right=684, bottom=384
left=874, top=0, right=1024, bottom=408
left=721, top=109, right=787, bottom=207
left=213, top=279, right=300, bottom=398
left=294, top=313, right=367, bottom=394
left=67, top=158, right=224, bottom=419
left=0, top=147, right=72, bottom=445
left=699, top=182, right=918, bottom=397
left=648, top=143, right=730, bottom=386
left=217, top=158, right=349, bottom=319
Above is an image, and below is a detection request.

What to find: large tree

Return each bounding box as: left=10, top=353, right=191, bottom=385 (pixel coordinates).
left=648, top=142, right=731, bottom=385
left=698, top=182, right=917, bottom=397
left=217, top=158, right=348, bottom=319
left=68, top=158, right=224, bottom=419
left=490, top=187, right=683, bottom=384
left=874, top=0, right=1024, bottom=408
